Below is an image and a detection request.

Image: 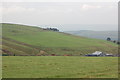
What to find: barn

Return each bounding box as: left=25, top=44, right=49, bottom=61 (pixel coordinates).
left=85, top=51, right=106, bottom=56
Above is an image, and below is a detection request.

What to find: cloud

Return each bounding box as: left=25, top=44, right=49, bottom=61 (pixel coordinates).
left=1, top=0, right=119, bottom=2
left=81, top=4, right=102, bottom=10
left=2, top=2, right=117, bottom=25
left=2, top=6, right=36, bottom=15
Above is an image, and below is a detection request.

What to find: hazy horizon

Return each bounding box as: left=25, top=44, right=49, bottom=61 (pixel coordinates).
left=1, top=2, right=118, bottom=31
left=1, top=22, right=117, bottom=31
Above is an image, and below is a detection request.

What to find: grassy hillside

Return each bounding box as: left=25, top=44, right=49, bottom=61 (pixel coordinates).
left=2, top=23, right=118, bottom=56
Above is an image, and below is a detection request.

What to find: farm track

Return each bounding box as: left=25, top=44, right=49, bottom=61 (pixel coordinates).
left=2, top=37, right=36, bottom=48
left=2, top=37, right=40, bottom=55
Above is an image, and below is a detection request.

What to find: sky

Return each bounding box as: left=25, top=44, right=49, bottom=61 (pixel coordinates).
left=1, top=0, right=119, bottom=2
left=0, top=1, right=118, bottom=31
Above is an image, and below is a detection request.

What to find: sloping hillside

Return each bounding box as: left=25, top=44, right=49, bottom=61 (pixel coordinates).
left=1, top=23, right=118, bottom=56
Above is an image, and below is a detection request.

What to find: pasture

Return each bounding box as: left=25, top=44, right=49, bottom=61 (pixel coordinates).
left=2, top=56, right=118, bottom=78
left=2, top=23, right=118, bottom=56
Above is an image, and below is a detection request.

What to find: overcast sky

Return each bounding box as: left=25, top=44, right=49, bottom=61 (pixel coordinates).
left=1, top=2, right=118, bottom=31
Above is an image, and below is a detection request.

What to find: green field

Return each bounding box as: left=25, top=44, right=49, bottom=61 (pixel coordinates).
left=2, top=56, right=118, bottom=78
left=1, top=23, right=119, bottom=78
left=1, top=23, right=118, bottom=56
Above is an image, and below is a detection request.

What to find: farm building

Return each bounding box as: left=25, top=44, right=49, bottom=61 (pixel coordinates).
left=85, top=51, right=113, bottom=56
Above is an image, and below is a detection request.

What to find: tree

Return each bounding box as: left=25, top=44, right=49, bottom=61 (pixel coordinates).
left=113, top=40, right=116, bottom=43
left=14, top=54, right=16, bottom=56
left=107, top=37, right=111, bottom=41
left=117, top=41, right=120, bottom=45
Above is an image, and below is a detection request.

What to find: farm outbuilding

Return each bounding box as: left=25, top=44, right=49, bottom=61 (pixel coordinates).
left=85, top=51, right=113, bottom=56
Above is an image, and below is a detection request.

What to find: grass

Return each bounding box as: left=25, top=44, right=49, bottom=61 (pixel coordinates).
left=1, top=23, right=118, bottom=55
left=2, top=38, right=39, bottom=55
left=2, top=23, right=116, bottom=47
left=2, top=56, right=118, bottom=78
left=1, top=23, right=119, bottom=78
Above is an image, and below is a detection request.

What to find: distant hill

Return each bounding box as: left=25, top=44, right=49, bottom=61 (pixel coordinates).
left=1, top=23, right=118, bottom=56
left=65, top=30, right=118, bottom=41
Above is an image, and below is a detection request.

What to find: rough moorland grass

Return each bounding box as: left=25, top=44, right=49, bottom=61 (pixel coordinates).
left=2, top=56, right=118, bottom=78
